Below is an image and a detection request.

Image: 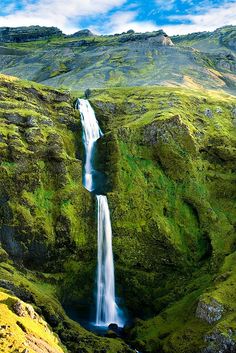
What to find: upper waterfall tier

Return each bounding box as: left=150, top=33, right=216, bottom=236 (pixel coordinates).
left=76, top=99, right=103, bottom=192
left=76, top=99, right=103, bottom=144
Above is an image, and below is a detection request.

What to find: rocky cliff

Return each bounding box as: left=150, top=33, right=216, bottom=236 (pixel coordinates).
left=0, top=74, right=132, bottom=353
left=0, top=26, right=63, bottom=43
left=0, top=73, right=236, bottom=352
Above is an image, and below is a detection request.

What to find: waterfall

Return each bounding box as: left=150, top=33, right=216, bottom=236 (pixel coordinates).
left=75, top=98, right=103, bottom=192
left=76, top=98, right=124, bottom=328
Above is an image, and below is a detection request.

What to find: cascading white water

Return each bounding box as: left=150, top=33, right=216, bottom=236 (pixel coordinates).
left=76, top=98, right=124, bottom=328
left=96, top=195, right=123, bottom=326
left=75, top=99, right=103, bottom=192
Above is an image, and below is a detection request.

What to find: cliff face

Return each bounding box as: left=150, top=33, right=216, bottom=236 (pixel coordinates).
left=172, top=25, right=236, bottom=52
left=0, top=74, right=132, bottom=353
left=0, top=73, right=235, bottom=352
left=91, top=87, right=236, bottom=352
left=0, top=26, right=63, bottom=43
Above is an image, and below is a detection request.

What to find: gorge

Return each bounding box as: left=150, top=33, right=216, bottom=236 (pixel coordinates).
left=0, top=24, right=235, bottom=353
left=76, top=98, right=125, bottom=329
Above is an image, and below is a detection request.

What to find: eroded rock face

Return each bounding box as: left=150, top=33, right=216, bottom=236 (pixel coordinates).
left=0, top=26, right=63, bottom=43
left=143, top=115, right=196, bottom=180
left=203, top=330, right=236, bottom=353
left=0, top=75, right=89, bottom=267
left=196, top=297, right=224, bottom=324
left=117, top=30, right=174, bottom=46
left=0, top=280, right=33, bottom=302
left=70, top=29, right=95, bottom=38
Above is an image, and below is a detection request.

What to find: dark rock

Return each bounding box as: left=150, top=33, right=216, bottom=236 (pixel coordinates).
left=95, top=101, right=116, bottom=114
left=204, top=108, right=213, bottom=118
left=26, top=116, right=38, bottom=127
left=84, top=88, right=92, bottom=99
left=196, top=297, right=224, bottom=324
left=41, top=118, right=53, bottom=126
left=0, top=280, right=34, bottom=302
left=46, top=313, right=59, bottom=327
left=53, top=92, right=70, bottom=102
left=0, top=225, right=23, bottom=258
left=0, top=26, right=63, bottom=43
left=108, top=323, right=119, bottom=331
left=118, top=30, right=173, bottom=46
left=70, top=29, right=95, bottom=38
left=4, top=113, right=24, bottom=125
left=203, top=329, right=236, bottom=353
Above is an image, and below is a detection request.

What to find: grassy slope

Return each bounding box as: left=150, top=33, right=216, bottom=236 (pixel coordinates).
left=0, top=287, right=65, bottom=353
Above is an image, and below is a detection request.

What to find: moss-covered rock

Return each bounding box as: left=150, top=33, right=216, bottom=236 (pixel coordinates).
left=0, top=74, right=133, bottom=353
left=90, top=86, right=236, bottom=352
left=0, top=75, right=236, bottom=353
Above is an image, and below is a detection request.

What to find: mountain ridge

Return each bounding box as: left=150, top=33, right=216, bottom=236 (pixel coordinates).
left=0, top=25, right=235, bottom=94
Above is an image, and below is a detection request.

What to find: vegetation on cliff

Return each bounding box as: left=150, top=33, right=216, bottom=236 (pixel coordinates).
left=91, top=86, right=236, bottom=352
left=0, top=73, right=235, bottom=352
left=0, top=74, right=132, bottom=353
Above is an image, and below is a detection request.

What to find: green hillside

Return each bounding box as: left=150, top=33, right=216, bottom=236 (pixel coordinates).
left=0, top=73, right=235, bottom=352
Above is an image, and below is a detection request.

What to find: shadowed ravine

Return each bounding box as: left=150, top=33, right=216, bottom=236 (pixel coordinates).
left=75, top=99, right=125, bottom=329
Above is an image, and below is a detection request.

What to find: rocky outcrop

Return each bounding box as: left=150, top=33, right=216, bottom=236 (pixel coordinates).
left=117, top=29, right=174, bottom=45
left=171, top=25, right=236, bottom=52
left=0, top=26, right=63, bottom=43
left=143, top=115, right=196, bottom=180
left=203, top=330, right=236, bottom=353
left=196, top=297, right=224, bottom=324
left=70, top=29, right=96, bottom=38
left=0, top=289, right=65, bottom=353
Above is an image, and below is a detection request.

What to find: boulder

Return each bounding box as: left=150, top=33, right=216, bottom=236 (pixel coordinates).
left=196, top=297, right=223, bottom=324
left=12, top=300, right=26, bottom=317
left=204, top=108, right=213, bottom=118
left=70, top=29, right=95, bottom=38
left=108, top=323, right=119, bottom=331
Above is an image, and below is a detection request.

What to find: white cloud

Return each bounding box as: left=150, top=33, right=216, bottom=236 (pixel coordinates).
left=93, top=1, right=236, bottom=36
left=164, top=1, right=236, bottom=35
left=101, top=10, right=159, bottom=34
left=155, top=0, right=175, bottom=11
left=0, top=0, right=127, bottom=33
left=0, top=0, right=235, bottom=36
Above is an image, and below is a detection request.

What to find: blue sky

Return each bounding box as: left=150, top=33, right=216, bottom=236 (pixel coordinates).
left=0, top=0, right=236, bottom=35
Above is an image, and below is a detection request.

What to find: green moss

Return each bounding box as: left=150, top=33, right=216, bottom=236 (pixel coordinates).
left=90, top=86, right=236, bottom=352
left=0, top=74, right=236, bottom=353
